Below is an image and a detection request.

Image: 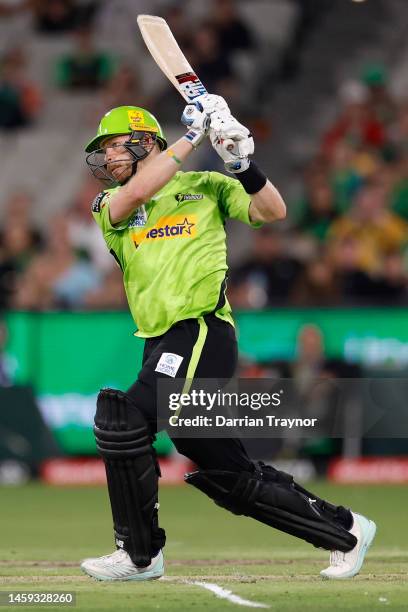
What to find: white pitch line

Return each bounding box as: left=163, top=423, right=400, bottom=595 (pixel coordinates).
left=187, top=580, right=269, bottom=608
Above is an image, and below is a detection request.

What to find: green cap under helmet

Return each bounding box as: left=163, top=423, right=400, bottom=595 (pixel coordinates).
left=85, top=105, right=167, bottom=153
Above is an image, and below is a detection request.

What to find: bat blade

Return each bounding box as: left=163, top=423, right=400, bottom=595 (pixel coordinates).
left=137, top=14, right=207, bottom=102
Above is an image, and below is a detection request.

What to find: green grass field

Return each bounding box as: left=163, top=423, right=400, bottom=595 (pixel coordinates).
left=0, top=482, right=407, bottom=611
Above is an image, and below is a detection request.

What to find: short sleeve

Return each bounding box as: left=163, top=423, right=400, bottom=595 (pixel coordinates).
left=91, top=191, right=129, bottom=238
left=208, top=171, right=262, bottom=227
left=91, top=191, right=128, bottom=268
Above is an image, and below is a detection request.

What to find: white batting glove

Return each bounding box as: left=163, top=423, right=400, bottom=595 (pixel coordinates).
left=181, top=103, right=210, bottom=147
left=181, top=94, right=230, bottom=148
left=193, top=93, right=230, bottom=115
left=209, top=112, right=254, bottom=173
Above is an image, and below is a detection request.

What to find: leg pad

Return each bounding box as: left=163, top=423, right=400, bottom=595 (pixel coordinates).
left=185, top=462, right=356, bottom=552
left=95, top=388, right=165, bottom=566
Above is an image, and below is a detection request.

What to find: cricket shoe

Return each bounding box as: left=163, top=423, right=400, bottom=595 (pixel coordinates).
left=320, top=512, right=376, bottom=579
left=80, top=549, right=164, bottom=581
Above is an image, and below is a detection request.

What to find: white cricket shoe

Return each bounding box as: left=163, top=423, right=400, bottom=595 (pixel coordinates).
left=80, top=548, right=164, bottom=581
left=320, top=512, right=376, bottom=579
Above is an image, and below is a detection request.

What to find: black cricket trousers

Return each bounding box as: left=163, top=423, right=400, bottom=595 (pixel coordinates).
left=126, top=313, right=252, bottom=472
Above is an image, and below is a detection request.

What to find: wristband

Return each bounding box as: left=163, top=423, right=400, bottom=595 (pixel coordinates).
left=183, top=129, right=206, bottom=148
left=234, top=161, right=267, bottom=194
left=166, top=148, right=182, bottom=165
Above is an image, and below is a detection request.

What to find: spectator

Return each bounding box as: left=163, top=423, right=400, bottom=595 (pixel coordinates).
left=230, top=227, right=303, bottom=307
left=13, top=214, right=101, bottom=309
left=296, top=177, right=338, bottom=242
left=209, top=0, right=254, bottom=56
left=362, top=63, right=396, bottom=128
left=322, top=80, right=386, bottom=159
left=33, top=0, right=81, bottom=34
left=328, top=180, right=408, bottom=274
left=91, top=62, right=148, bottom=124
left=3, top=192, right=42, bottom=243
left=67, top=176, right=116, bottom=273
left=161, top=4, right=193, bottom=54
left=268, top=324, right=361, bottom=470
left=329, top=141, right=363, bottom=213
left=291, top=253, right=339, bottom=306
left=0, top=225, right=39, bottom=308
left=55, top=25, right=114, bottom=90
left=0, top=47, right=41, bottom=129
left=84, top=267, right=127, bottom=310
left=329, top=235, right=382, bottom=303
left=371, top=251, right=408, bottom=304
left=189, top=22, right=238, bottom=103
left=0, top=193, right=41, bottom=308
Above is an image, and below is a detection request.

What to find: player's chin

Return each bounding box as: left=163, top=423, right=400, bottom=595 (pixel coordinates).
left=109, top=164, right=133, bottom=184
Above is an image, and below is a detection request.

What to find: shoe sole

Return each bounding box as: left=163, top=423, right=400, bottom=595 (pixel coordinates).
left=320, top=517, right=377, bottom=580
left=81, top=567, right=164, bottom=582
left=80, top=561, right=164, bottom=582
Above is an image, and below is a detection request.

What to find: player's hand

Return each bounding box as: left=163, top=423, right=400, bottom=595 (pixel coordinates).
left=181, top=103, right=210, bottom=148
left=193, top=93, right=230, bottom=115
left=209, top=112, right=254, bottom=173
left=181, top=94, right=230, bottom=148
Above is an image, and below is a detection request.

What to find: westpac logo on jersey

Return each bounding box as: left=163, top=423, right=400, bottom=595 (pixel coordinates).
left=132, top=215, right=196, bottom=246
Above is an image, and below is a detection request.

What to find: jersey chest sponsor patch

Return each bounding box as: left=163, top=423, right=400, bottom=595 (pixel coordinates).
left=132, top=215, right=196, bottom=246
left=155, top=352, right=184, bottom=377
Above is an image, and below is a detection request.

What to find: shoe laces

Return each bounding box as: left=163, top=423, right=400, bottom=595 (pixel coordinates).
left=330, top=549, right=346, bottom=567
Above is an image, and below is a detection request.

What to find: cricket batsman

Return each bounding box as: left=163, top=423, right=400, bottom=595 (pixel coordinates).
left=81, top=95, right=376, bottom=581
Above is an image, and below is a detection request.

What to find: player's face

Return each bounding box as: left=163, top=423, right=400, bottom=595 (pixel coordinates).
left=102, top=135, right=133, bottom=182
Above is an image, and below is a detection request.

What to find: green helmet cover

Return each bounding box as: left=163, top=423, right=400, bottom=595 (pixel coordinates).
left=85, top=106, right=167, bottom=153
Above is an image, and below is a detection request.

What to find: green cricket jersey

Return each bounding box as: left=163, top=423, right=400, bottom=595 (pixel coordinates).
left=91, top=171, right=259, bottom=338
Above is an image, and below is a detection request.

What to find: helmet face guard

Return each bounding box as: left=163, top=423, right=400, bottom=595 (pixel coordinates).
left=86, top=130, right=158, bottom=186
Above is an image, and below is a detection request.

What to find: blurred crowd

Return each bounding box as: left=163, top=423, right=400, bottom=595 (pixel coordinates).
left=0, top=183, right=127, bottom=310
left=0, top=1, right=407, bottom=310
left=229, top=66, right=408, bottom=308
left=0, top=0, right=259, bottom=128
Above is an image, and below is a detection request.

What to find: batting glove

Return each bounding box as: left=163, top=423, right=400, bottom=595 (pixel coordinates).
left=193, top=93, right=230, bottom=115
left=181, top=103, right=211, bottom=148
left=209, top=112, right=254, bottom=173
left=181, top=94, right=230, bottom=148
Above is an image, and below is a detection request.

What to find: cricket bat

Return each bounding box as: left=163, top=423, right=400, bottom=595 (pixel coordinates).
left=137, top=14, right=208, bottom=103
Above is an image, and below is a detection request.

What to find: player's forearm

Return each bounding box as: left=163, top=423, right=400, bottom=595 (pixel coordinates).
left=249, top=180, right=287, bottom=224
left=109, top=138, right=194, bottom=224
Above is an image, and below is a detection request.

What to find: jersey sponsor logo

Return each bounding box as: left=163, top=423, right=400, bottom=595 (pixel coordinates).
left=91, top=192, right=107, bottom=213
left=132, top=215, right=196, bottom=246
left=175, top=193, right=203, bottom=203
left=155, top=352, right=184, bottom=377
left=128, top=207, right=147, bottom=228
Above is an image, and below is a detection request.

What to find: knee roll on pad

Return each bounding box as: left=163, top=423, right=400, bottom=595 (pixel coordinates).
left=95, top=388, right=165, bottom=567
left=185, top=463, right=356, bottom=552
